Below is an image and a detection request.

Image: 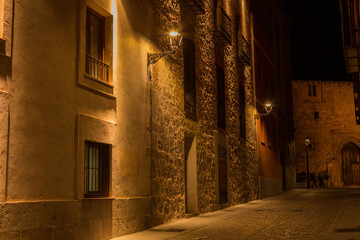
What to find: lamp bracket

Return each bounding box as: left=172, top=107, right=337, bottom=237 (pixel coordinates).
left=147, top=51, right=174, bottom=66
left=254, top=112, right=270, bottom=120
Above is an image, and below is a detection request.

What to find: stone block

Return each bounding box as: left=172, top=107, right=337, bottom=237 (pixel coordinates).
left=77, top=221, right=101, bottom=240
left=89, top=199, right=112, bottom=221
left=112, top=198, right=128, bottom=220
left=0, top=231, right=21, bottom=240
left=142, top=197, right=151, bottom=215
left=21, top=228, right=52, bottom=240
left=53, top=225, right=78, bottom=240
left=127, top=198, right=143, bottom=221
left=101, top=219, right=112, bottom=240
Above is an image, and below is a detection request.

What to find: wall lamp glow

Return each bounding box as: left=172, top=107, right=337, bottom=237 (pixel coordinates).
left=255, top=103, right=272, bottom=120
left=147, top=32, right=183, bottom=66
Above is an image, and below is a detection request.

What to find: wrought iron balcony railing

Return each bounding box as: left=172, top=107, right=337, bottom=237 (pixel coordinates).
left=240, top=35, right=251, bottom=66
left=185, top=102, right=196, bottom=118
left=183, top=0, right=205, bottom=15
left=85, top=54, right=109, bottom=82
left=215, top=6, right=231, bottom=45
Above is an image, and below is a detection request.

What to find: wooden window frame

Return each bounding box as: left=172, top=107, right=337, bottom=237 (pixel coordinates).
left=84, top=141, right=110, bottom=198
left=86, top=7, right=105, bottom=62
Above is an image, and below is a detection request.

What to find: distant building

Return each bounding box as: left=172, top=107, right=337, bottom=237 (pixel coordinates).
left=292, top=80, right=360, bottom=187
left=0, top=0, right=294, bottom=239
left=253, top=0, right=295, bottom=198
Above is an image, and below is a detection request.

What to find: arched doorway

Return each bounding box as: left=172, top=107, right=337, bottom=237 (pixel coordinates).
left=341, top=143, right=360, bottom=186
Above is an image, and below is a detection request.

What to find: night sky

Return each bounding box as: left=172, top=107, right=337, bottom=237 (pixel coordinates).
left=283, top=0, right=352, bottom=81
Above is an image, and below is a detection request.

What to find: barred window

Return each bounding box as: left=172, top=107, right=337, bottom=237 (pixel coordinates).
left=84, top=141, right=110, bottom=197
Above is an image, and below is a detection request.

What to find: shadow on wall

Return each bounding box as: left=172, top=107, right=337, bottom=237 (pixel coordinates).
left=296, top=171, right=328, bottom=188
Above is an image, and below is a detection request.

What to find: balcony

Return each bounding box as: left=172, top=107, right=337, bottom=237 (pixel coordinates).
left=239, top=35, right=251, bottom=66
left=85, top=54, right=109, bottom=83
left=183, top=0, right=205, bottom=15
left=214, top=6, right=231, bottom=45
left=185, top=102, right=196, bottom=119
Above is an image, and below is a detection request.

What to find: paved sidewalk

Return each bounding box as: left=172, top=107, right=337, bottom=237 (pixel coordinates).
left=112, top=189, right=360, bottom=240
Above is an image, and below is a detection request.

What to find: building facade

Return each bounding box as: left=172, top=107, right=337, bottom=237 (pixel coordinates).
left=292, top=80, right=360, bottom=188
left=0, top=0, right=293, bottom=239
left=253, top=0, right=295, bottom=198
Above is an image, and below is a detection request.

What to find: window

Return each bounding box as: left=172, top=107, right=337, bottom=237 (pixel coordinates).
left=314, top=111, right=319, bottom=120
left=218, top=145, right=228, bottom=204
left=184, top=37, right=196, bottom=118
left=85, top=8, right=109, bottom=82
left=313, top=85, right=317, bottom=97
left=239, top=85, right=246, bottom=138
left=84, top=141, right=110, bottom=197
left=308, top=84, right=317, bottom=97
left=217, top=64, right=226, bottom=129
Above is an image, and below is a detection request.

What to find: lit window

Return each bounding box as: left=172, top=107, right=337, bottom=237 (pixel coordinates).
left=84, top=141, right=110, bottom=197
left=85, top=8, right=109, bottom=82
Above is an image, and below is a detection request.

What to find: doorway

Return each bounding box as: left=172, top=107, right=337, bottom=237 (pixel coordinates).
left=185, top=135, right=198, bottom=213
left=342, top=142, right=360, bottom=186
left=218, top=145, right=228, bottom=204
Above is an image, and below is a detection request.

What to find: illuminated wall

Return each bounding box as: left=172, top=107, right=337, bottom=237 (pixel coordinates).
left=293, top=80, right=359, bottom=188
left=0, top=0, right=292, bottom=238
left=253, top=0, right=295, bottom=198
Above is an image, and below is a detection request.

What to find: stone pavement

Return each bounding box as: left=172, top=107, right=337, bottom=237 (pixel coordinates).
left=112, top=189, right=360, bottom=240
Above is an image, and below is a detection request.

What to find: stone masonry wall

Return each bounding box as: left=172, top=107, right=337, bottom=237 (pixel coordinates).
left=150, top=0, right=258, bottom=226
left=150, top=0, right=186, bottom=226
left=292, top=80, right=360, bottom=187
left=194, top=0, right=217, bottom=213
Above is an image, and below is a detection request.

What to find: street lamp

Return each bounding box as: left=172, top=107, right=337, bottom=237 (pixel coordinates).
left=254, top=103, right=272, bottom=120
left=305, top=137, right=310, bottom=189
left=147, top=31, right=183, bottom=65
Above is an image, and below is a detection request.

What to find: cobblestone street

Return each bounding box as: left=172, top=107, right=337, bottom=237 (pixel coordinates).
left=114, top=189, right=360, bottom=240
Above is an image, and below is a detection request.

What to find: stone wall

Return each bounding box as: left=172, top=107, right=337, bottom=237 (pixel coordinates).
left=292, top=80, right=359, bottom=187
left=149, top=0, right=259, bottom=225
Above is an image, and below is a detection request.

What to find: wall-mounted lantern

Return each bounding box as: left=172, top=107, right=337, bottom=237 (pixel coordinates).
left=254, top=103, right=272, bottom=120
left=147, top=31, right=183, bottom=66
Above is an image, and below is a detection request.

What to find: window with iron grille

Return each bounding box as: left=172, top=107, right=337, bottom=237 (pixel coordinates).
left=84, top=141, right=110, bottom=197
left=85, top=8, right=109, bottom=82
